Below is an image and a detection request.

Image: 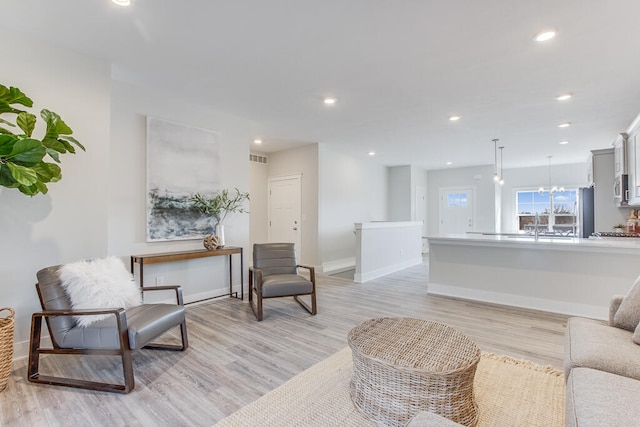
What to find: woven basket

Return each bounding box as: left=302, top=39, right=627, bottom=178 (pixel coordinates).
left=348, top=318, right=480, bottom=427
left=0, top=307, right=15, bottom=392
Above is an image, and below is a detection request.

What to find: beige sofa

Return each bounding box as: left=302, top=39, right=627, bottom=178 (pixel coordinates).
left=564, top=285, right=640, bottom=426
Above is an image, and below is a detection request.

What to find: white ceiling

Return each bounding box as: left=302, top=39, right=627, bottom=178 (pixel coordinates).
left=6, top=0, right=640, bottom=170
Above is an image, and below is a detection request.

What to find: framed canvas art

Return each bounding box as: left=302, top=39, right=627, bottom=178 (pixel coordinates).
left=146, top=117, right=220, bottom=241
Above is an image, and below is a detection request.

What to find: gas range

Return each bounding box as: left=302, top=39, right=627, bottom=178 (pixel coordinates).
left=595, top=232, right=640, bottom=238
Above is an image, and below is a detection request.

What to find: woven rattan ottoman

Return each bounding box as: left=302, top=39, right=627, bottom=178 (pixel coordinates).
left=347, top=317, right=481, bottom=427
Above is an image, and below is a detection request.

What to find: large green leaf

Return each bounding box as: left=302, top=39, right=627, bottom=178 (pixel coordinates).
left=16, top=112, right=36, bottom=136
left=0, top=85, right=33, bottom=107
left=31, top=162, right=61, bottom=183
left=0, top=100, right=23, bottom=115
left=6, top=162, right=38, bottom=186
left=0, top=134, right=18, bottom=156
left=42, top=137, right=66, bottom=153
left=60, top=135, right=85, bottom=151
left=59, top=139, right=76, bottom=154
left=55, top=116, right=72, bottom=135
left=41, top=109, right=61, bottom=140
left=46, top=147, right=61, bottom=163
left=0, top=164, right=19, bottom=188
left=17, top=182, right=43, bottom=196
left=9, top=138, right=46, bottom=166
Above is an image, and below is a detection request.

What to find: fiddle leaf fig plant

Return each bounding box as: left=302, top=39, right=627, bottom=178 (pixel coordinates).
left=0, top=84, right=85, bottom=196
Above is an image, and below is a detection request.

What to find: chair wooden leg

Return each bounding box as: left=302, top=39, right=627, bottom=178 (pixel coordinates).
left=248, top=269, right=264, bottom=321
left=293, top=293, right=317, bottom=316
left=249, top=289, right=263, bottom=321
left=311, top=290, right=317, bottom=315
left=180, top=320, right=189, bottom=350
left=27, top=313, right=135, bottom=394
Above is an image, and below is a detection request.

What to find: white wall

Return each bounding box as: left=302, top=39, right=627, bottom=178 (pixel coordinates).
left=108, top=80, right=252, bottom=303
left=427, top=165, right=495, bottom=235
left=411, top=166, right=428, bottom=221
left=249, top=153, right=269, bottom=247
left=2, top=32, right=254, bottom=358
left=1, top=33, right=111, bottom=355
left=500, top=163, right=587, bottom=232
left=267, top=144, right=320, bottom=266
left=388, top=166, right=412, bottom=220
left=318, top=146, right=388, bottom=271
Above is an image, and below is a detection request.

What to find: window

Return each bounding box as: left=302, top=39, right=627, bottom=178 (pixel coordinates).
left=516, top=189, right=577, bottom=234
left=447, top=193, right=468, bottom=208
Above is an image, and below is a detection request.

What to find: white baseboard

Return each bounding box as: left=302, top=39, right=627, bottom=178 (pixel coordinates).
left=427, top=282, right=607, bottom=320
left=355, top=257, right=422, bottom=283
left=321, top=257, right=355, bottom=275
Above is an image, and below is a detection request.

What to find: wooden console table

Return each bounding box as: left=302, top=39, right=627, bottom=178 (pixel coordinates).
left=130, top=246, right=244, bottom=300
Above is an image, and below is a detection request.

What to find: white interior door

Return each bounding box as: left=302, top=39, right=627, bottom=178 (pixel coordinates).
left=439, top=188, right=475, bottom=234
left=268, top=175, right=302, bottom=251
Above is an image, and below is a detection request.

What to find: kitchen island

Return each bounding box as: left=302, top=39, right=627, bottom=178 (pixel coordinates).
left=428, top=234, right=640, bottom=319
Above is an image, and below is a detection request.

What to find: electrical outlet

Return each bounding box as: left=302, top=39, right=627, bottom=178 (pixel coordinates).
left=155, top=276, right=164, bottom=286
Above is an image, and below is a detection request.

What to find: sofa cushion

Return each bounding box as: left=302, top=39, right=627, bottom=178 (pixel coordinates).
left=634, top=322, right=640, bottom=345
left=613, top=275, right=640, bottom=331
left=564, top=317, right=640, bottom=380
left=566, top=367, right=640, bottom=427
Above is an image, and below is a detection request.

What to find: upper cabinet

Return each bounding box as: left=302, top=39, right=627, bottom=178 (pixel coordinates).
left=613, top=133, right=627, bottom=177
left=626, top=113, right=640, bottom=206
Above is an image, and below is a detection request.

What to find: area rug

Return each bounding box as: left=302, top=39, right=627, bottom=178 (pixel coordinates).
left=215, top=347, right=565, bottom=427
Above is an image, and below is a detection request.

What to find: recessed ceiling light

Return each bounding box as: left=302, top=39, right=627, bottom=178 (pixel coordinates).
left=253, top=139, right=262, bottom=144
left=558, top=122, right=571, bottom=128
left=368, top=151, right=376, bottom=156
left=559, top=140, right=569, bottom=145
left=112, top=0, right=131, bottom=6
left=556, top=93, right=572, bottom=101
left=534, top=30, right=556, bottom=42
left=449, top=115, right=461, bottom=121
left=446, top=161, right=453, bottom=165
left=323, top=97, right=336, bottom=105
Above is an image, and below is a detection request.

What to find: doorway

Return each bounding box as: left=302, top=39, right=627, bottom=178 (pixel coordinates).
left=438, top=187, right=475, bottom=234
left=268, top=174, right=302, bottom=251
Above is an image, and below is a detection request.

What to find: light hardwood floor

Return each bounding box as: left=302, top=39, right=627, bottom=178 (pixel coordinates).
left=1, top=259, right=569, bottom=426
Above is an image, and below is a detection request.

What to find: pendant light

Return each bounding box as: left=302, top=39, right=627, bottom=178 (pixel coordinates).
left=538, top=156, right=564, bottom=194
left=492, top=139, right=505, bottom=185
left=492, top=139, right=500, bottom=183
left=498, top=145, right=505, bottom=186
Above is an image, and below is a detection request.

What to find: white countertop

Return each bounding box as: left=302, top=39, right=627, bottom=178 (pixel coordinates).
left=427, top=233, right=640, bottom=254
left=354, top=221, right=423, bottom=230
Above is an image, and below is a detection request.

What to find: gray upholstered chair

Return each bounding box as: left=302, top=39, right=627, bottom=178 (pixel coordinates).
left=28, top=263, right=188, bottom=394
left=249, top=243, right=317, bottom=321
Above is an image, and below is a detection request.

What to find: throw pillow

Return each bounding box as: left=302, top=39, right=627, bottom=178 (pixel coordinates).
left=613, top=274, right=640, bottom=331
left=59, top=256, right=142, bottom=327
left=634, top=322, right=640, bottom=346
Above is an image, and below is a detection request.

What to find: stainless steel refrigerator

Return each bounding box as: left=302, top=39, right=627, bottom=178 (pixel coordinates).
left=578, top=186, right=595, bottom=238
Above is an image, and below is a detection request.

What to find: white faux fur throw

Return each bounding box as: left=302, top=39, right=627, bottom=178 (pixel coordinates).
left=59, top=256, right=142, bottom=327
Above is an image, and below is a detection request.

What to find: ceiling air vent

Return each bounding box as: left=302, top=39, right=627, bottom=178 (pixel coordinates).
left=249, top=154, right=268, bottom=164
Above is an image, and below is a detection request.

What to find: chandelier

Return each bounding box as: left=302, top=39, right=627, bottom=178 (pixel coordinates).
left=492, top=139, right=505, bottom=186
left=538, top=156, right=564, bottom=194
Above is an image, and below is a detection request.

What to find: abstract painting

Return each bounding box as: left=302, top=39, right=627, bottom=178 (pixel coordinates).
left=146, top=117, right=219, bottom=241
